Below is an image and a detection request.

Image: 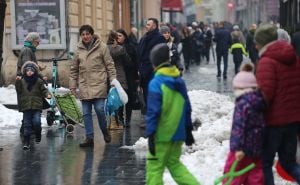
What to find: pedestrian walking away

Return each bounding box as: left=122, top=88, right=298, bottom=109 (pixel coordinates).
left=214, top=21, right=232, bottom=79
left=230, top=40, right=248, bottom=74
left=69, top=25, right=116, bottom=147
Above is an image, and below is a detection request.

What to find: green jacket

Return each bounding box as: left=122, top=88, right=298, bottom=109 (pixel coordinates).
left=15, top=78, right=49, bottom=112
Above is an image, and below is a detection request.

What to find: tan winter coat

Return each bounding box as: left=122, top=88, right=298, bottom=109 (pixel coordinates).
left=69, top=35, right=116, bottom=100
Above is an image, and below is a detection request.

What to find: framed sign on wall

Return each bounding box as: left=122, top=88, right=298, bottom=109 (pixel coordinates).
left=10, top=0, right=66, bottom=50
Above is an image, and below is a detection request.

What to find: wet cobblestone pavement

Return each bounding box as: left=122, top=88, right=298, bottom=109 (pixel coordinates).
left=0, top=57, right=235, bottom=185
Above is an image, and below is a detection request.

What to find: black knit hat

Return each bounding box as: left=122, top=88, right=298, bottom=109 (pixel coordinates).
left=150, top=43, right=170, bottom=67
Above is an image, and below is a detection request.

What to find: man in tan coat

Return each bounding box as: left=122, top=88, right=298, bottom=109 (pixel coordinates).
left=69, top=25, right=116, bottom=147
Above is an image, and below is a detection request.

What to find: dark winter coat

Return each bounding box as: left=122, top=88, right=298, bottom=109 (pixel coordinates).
left=166, top=38, right=183, bottom=71
left=17, top=46, right=37, bottom=76
left=15, top=62, right=49, bottom=112
left=121, top=42, right=139, bottom=106
left=181, top=35, right=192, bottom=57
left=192, top=30, right=204, bottom=52
left=137, top=28, right=165, bottom=78
left=230, top=43, right=248, bottom=63
left=214, top=28, right=232, bottom=53
left=256, top=41, right=300, bottom=126
left=230, top=90, right=266, bottom=157
left=292, top=31, right=300, bottom=57
left=204, top=29, right=213, bottom=48
left=107, top=44, right=132, bottom=89
left=246, top=30, right=259, bottom=63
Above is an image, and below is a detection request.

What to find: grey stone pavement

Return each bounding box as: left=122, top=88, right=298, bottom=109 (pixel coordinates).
left=0, top=55, right=235, bottom=185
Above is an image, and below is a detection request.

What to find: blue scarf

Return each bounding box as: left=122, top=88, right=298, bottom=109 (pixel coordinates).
left=24, top=41, right=37, bottom=52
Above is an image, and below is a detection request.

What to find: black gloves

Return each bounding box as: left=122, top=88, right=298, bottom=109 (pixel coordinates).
left=148, top=134, right=155, bottom=156
left=185, top=126, right=195, bottom=146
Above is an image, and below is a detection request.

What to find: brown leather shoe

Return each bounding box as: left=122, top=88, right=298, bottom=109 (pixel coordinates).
left=79, top=138, right=94, bottom=147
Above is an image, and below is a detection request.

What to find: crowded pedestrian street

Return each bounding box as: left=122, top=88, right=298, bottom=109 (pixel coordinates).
left=0, top=58, right=236, bottom=185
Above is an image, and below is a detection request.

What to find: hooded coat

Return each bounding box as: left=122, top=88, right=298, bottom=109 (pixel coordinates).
left=15, top=61, right=49, bottom=112
left=17, top=44, right=37, bottom=76
left=145, top=66, right=192, bottom=142
left=256, top=41, right=300, bottom=126
left=69, top=35, right=116, bottom=100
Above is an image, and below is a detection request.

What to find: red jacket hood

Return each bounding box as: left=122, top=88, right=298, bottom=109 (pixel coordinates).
left=261, top=41, right=297, bottom=65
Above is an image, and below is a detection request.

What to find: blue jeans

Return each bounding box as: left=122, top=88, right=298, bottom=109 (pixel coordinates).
left=82, top=98, right=108, bottom=139
left=23, top=110, right=42, bottom=137
left=262, top=123, right=300, bottom=185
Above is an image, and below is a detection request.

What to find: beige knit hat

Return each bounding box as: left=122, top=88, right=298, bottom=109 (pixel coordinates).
left=24, top=32, right=41, bottom=42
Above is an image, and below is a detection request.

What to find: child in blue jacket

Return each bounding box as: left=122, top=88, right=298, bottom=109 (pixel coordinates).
left=145, top=43, right=199, bottom=185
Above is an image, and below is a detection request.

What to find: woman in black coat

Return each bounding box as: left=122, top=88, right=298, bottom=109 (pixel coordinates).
left=181, top=27, right=192, bottom=70
left=116, top=29, right=140, bottom=127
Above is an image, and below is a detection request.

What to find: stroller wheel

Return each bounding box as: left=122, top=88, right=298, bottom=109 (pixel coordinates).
left=66, top=124, right=74, bottom=134
left=47, top=111, right=55, bottom=126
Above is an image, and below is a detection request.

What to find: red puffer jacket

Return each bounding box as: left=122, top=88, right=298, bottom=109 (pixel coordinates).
left=256, top=41, right=300, bottom=126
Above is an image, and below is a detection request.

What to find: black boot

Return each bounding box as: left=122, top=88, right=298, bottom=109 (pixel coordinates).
left=79, top=138, right=94, bottom=147
left=103, top=132, right=111, bottom=143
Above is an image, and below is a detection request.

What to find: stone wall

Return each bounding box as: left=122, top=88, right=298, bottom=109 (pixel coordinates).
left=2, top=0, right=114, bottom=87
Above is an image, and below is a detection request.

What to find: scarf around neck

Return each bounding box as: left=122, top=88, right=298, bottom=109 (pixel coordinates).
left=24, top=41, right=37, bottom=52
left=24, top=74, right=38, bottom=91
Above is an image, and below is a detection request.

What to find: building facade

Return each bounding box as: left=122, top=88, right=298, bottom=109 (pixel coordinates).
left=235, top=0, right=279, bottom=30
left=1, top=0, right=131, bottom=87
left=280, top=0, right=300, bottom=33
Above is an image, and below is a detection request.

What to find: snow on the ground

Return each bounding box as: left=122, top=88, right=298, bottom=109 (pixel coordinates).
left=0, top=83, right=295, bottom=185
left=0, top=84, right=70, bottom=129
left=132, top=89, right=294, bottom=185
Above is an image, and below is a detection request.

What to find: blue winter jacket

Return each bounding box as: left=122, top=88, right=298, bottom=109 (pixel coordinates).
left=145, top=66, right=193, bottom=142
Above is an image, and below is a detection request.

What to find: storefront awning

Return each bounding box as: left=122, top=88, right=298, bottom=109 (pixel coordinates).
left=161, top=0, right=183, bottom=12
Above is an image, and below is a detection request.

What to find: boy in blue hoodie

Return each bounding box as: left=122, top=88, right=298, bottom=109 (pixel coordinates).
left=145, top=43, right=199, bottom=185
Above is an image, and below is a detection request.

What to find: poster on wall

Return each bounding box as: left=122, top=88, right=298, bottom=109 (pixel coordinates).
left=10, top=0, right=66, bottom=50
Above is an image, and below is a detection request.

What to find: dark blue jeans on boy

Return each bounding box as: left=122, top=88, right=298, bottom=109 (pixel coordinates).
left=262, top=123, right=300, bottom=185
left=23, top=110, right=42, bottom=142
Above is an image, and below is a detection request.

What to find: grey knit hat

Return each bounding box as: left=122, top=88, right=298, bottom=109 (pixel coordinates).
left=254, top=24, right=277, bottom=47
left=24, top=32, right=41, bottom=42
left=160, top=26, right=170, bottom=33
left=150, top=43, right=170, bottom=67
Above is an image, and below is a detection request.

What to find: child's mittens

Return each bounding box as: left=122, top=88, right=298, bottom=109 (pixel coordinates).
left=148, top=134, right=155, bottom=156
left=185, top=126, right=195, bottom=146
